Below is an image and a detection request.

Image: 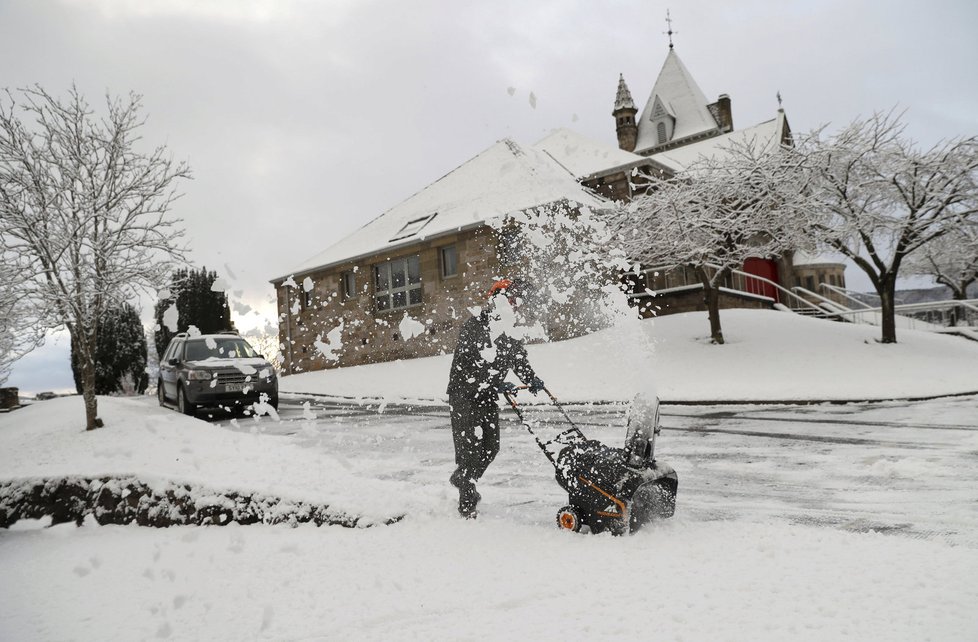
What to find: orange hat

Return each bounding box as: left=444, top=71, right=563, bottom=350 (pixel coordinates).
left=487, top=278, right=514, bottom=299
left=486, top=278, right=530, bottom=304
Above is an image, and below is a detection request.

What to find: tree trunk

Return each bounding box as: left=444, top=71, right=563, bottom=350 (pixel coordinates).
left=698, top=267, right=725, bottom=344
left=878, top=276, right=898, bottom=344
left=950, top=285, right=969, bottom=327
left=75, top=330, right=103, bottom=430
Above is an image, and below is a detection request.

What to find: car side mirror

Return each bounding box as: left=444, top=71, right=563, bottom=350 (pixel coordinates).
left=168, top=358, right=180, bottom=366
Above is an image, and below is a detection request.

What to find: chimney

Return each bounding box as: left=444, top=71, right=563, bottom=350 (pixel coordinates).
left=716, top=94, right=733, bottom=132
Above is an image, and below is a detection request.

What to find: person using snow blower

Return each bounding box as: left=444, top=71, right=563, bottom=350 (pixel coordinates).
left=447, top=278, right=545, bottom=519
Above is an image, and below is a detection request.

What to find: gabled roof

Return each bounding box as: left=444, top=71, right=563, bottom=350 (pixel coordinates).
left=635, top=48, right=720, bottom=153
left=533, top=128, right=664, bottom=180
left=648, top=110, right=790, bottom=173
left=273, top=139, right=611, bottom=282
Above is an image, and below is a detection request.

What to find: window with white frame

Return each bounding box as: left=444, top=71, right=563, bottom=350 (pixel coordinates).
left=440, top=245, right=458, bottom=278
left=375, top=255, right=421, bottom=311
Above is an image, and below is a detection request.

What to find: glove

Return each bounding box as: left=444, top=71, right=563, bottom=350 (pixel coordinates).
left=528, top=377, right=545, bottom=395
left=498, top=381, right=519, bottom=395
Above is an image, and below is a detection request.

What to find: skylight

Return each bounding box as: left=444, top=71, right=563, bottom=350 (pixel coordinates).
left=389, top=213, right=437, bottom=242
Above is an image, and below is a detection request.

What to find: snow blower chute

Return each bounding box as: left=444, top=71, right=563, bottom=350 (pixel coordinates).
left=502, top=388, right=678, bottom=535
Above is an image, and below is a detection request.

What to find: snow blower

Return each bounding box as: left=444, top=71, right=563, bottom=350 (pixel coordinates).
left=502, top=388, right=678, bottom=535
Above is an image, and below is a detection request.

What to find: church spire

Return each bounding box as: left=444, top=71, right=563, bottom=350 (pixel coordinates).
left=614, top=73, right=636, bottom=111
left=612, top=74, right=638, bottom=152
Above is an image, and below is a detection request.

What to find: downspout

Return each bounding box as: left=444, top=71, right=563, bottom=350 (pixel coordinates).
left=284, top=285, right=295, bottom=375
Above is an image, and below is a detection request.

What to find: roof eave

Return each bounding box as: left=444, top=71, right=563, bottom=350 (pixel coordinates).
left=268, top=221, right=488, bottom=285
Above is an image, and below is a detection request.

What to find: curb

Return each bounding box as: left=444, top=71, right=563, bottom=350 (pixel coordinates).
left=281, top=390, right=978, bottom=408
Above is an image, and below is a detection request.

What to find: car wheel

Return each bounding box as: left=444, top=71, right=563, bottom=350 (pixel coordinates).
left=177, top=384, right=196, bottom=417
left=157, top=380, right=166, bottom=406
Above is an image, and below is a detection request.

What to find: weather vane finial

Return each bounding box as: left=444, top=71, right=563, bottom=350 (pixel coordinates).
left=777, top=91, right=783, bottom=110
left=664, top=9, right=677, bottom=49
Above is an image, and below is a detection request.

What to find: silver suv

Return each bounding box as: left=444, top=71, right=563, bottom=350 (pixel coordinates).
left=158, top=332, right=278, bottom=416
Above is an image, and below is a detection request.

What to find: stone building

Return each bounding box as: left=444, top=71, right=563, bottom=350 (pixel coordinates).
left=270, top=139, right=618, bottom=374
left=272, top=44, right=846, bottom=374
left=612, top=46, right=846, bottom=315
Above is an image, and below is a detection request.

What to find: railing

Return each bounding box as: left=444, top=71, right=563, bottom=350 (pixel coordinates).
left=625, top=263, right=978, bottom=333
left=808, top=292, right=978, bottom=331
left=818, top=283, right=875, bottom=310
left=628, top=264, right=827, bottom=316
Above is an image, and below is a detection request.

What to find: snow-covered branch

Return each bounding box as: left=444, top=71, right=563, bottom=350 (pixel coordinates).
left=0, top=85, right=191, bottom=428
left=610, top=135, right=812, bottom=343
left=797, top=109, right=978, bottom=342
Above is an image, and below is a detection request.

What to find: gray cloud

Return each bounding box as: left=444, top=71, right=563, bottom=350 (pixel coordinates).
left=3, top=0, right=977, bottom=387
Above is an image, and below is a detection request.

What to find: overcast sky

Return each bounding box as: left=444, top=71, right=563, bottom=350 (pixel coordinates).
left=3, top=0, right=977, bottom=392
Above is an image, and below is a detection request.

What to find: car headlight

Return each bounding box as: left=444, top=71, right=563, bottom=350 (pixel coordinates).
left=187, top=370, right=213, bottom=381
left=259, top=367, right=275, bottom=380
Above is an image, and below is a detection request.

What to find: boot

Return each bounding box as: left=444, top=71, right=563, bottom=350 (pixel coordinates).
left=457, top=483, right=480, bottom=519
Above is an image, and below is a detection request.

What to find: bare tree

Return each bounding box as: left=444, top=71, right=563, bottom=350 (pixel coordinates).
left=243, top=322, right=284, bottom=373
left=799, top=110, right=978, bottom=343
left=612, top=138, right=812, bottom=344
left=903, top=219, right=978, bottom=324
left=0, top=85, right=190, bottom=429
left=0, top=258, right=46, bottom=386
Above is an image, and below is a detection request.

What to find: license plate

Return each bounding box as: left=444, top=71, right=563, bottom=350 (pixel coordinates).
left=225, top=383, right=247, bottom=392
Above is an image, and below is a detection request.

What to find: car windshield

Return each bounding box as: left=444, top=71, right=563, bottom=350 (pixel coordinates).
left=184, top=338, right=258, bottom=361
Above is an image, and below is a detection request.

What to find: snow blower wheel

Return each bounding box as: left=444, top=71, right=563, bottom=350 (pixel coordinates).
left=556, top=505, right=582, bottom=532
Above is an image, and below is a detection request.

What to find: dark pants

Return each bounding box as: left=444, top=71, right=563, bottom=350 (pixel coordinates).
left=449, top=394, right=500, bottom=489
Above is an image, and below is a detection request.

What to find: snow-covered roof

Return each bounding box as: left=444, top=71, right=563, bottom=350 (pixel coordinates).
left=792, top=251, right=847, bottom=267
left=274, top=139, right=611, bottom=281
left=533, top=128, right=656, bottom=180
left=635, top=48, right=720, bottom=153
left=648, top=111, right=788, bottom=173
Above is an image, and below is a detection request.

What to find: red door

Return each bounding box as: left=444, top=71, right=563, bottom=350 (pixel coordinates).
left=742, top=258, right=780, bottom=302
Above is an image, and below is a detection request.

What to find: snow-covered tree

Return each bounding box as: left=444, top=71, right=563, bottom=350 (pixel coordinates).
left=0, top=259, right=46, bottom=386
left=798, top=110, right=978, bottom=343
left=611, top=137, right=812, bottom=344
left=904, top=220, right=978, bottom=325
left=243, top=322, right=283, bottom=372
left=0, top=85, right=190, bottom=429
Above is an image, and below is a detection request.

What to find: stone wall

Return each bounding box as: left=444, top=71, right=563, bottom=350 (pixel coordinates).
left=277, top=226, right=502, bottom=374
left=793, top=263, right=848, bottom=305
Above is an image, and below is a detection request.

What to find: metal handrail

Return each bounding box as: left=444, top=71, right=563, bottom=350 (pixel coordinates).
left=811, top=299, right=978, bottom=328
left=818, top=283, right=875, bottom=310
left=791, top=286, right=864, bottom=319
left=629, top=263, right=827, bottom=316
left=624, top=263, right=978, bottom=330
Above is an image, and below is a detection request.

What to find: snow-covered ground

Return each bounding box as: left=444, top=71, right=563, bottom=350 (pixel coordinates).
left=3, top=310, right=978, bottom=640
left=280, top=309, right=978, bottom=403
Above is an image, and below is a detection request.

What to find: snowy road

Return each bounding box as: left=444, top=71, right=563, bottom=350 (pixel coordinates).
left=223, top=394, right=978, bottom=548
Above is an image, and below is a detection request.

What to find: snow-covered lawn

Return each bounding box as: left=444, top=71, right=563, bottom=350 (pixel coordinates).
left=3, top=310, right=978, bottom=640
left=280, top=309, right=978, bottom=403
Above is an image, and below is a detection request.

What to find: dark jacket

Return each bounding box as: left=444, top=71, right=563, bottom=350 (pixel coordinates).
left=447, top=309, right=537, bottom=401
